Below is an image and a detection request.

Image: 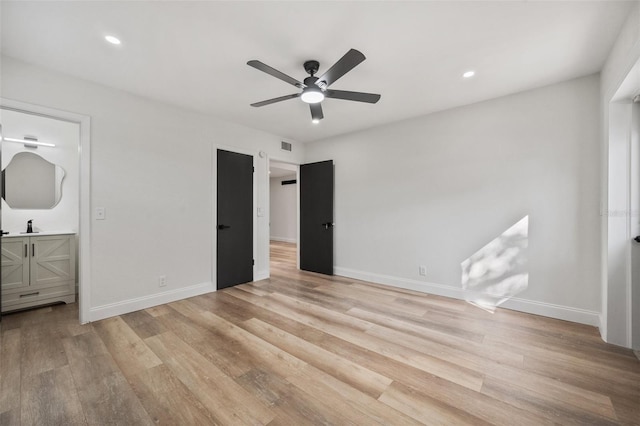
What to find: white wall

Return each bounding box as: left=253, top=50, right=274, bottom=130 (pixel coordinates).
left=1, top=56, right=304, bottom=321
left=269, top=176, right=297, bottom=243
left=600, top=1, right=640, bottom=348
left=1, top=109, right=79, bottom=234
left=305, top=74, right=602, bottom=325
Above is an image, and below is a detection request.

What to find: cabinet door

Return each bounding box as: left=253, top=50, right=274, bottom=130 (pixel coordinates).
left=1, top=237, right=30, bottom=292
left=30, top=235, right=75, bottom=288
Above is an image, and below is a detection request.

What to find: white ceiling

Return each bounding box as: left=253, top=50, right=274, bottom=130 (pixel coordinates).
left=270, top=161, right=297, bottom=178
left=270, top=167, right=296, bottom=179
left=1, top=1, right=634, bottom=143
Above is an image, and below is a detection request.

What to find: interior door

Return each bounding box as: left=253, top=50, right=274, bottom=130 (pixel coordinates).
left=217, top=149, right=253, bottom=289
left=300, top=160, right=334, bottom=275
left=0, top=123, right=3, bottom=317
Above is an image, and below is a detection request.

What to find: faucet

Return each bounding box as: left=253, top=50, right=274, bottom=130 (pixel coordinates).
left=26, top=219, right=33, bottom=234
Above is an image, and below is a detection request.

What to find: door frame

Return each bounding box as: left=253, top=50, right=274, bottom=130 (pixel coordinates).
left=212, top=144, right=257, bottom=288
left=0, top=98, right=91, bottom=324
left=266, top=155, right=301, bottom=276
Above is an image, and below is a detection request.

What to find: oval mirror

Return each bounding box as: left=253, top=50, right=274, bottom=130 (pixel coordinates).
left=2, top=152, right=65, bottom=209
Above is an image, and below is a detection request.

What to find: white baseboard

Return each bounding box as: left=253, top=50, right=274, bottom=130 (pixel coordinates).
left=89, top=281, right=215, bottom=322
left=270, top=237, right=296, bottom=244
left=254, top=270, right=269, bottom=282
left=334, top=267, right=601, bottom=327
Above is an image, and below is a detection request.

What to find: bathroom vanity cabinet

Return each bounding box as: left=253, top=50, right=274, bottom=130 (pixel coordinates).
left=1, top=232, right=76, bottom=312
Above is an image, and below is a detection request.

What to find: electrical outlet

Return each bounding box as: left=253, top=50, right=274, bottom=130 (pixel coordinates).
left=419, top=266, right=427, bottom=276
left=95, top=207, right=106, bottom=220
left=158, top=275, right=167, bottom=287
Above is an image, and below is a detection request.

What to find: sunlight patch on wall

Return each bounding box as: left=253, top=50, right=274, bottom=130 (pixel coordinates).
left=461, top=216, right=529, bottom=313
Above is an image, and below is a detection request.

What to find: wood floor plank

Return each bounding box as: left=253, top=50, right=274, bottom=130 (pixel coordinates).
left=481, top=376, right=620, bottom=425
left=188, top=291, right=259, bottom=323
left=351, top=304, right=485, bottom=344
left=236, top=368, right=342, bottom=426
left=62, top=331, right=120, bottom=390
left=285, top=364, right=423, bottom=425
left=0, top=328, right=21, bottom=424
left=129, top=364, right=219, bottom=425
left=196, top=310, right=308, bottom=379
left=379, top=381, right=491, bottom=425
left=153, top=310, right=254, bottom=379
left=92, top=316, right=162, bottom=378
left=144, top=304, right=172, bottom=317
left=121, top=309, right=167, bottom=339
left=20, top=322, right=69, bottom=378
left=76, top=371, right=154, bottom=425
left=242, top=317, right=393, bottom=398
left=21, top=366, right=86, bottom=426
left=349, top=306, right=521, bottom=367
left=145, top=331, right=276, bottom=425
left=522, top=351, right=640, bottom=397
left=483, top=331, right=640, bottom=375
left=61, top=328, right=154, bottom=425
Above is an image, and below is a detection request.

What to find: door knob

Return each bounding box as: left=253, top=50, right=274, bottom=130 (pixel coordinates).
left=217, top=224, right=231, bottom=230
left=322, top=222, right=334, bottom=229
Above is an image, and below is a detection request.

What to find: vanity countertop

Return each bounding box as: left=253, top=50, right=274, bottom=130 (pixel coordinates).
left=3, top=231, right=76, bottom=238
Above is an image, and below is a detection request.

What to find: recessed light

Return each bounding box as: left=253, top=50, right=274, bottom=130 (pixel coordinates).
left=105, top=35, right=121, bottom=45
left=463, top=70, right=475, bottom=78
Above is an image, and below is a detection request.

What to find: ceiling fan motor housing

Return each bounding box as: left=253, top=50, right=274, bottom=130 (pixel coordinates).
left=303, top=60, right=320, bottom=76
left=303, top=76, right=319, bottom=87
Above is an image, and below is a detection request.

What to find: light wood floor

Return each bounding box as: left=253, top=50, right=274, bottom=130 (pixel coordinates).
left=1, top=240, right=639, bottom=425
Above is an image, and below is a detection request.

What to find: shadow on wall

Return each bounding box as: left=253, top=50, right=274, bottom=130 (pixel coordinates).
left=461, top=216, right=529, bottom=313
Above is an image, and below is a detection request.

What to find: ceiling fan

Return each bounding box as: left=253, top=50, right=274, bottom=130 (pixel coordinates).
left=247, top=48, right=381, bottom=123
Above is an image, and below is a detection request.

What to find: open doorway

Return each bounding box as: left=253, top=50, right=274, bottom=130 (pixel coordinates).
left=269, top=160, right=298, bottom=274
left=605, top=56, right=640, bottom=349
left=0, top=108, right=81, bottom=320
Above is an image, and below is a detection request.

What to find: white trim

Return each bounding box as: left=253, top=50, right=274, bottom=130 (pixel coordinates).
left=89, top=281, right=214, bottom=322
left=254, top=270, right=269, bottom=281
left=335, top=266, right=601, bottom=327
left=600, top=313, right=607, bottom=341
left=500, top=298, right=600, bottom=327
left=270, top=236, right=296, bottom=243
left=0, top=98, right=91, bottom=324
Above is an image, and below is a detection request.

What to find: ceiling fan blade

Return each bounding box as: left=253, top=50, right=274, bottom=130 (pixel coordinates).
left=325, top=89, right=381, bottom=104
left=316, top=49, right=366, bottom=88
left=310, top=103, right=324, bottom=121
left=247, top=60, right=305, bottom=88
left=251, top=93, right=300, bottom=107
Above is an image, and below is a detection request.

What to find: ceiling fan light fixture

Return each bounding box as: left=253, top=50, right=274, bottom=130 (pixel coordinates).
left=312, top=118, right=320, bottom=124
left=301, top=87, right=325, bottom=104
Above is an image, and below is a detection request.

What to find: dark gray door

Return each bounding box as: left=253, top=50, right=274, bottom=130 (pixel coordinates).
left=217, top=149, right=253, bottom=289
left=300, top=160, right=334, bottom=275
left=0, top=123, right=3, bottom=317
